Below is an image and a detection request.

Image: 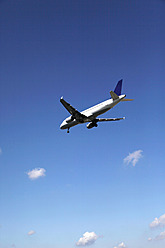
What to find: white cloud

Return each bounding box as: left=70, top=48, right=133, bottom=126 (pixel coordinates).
left=150, top=214, right=165, bottom=228
left=28, top=230, right=36, bottom=236
left=148, top=231, right=165, bottom=241
left=27, top=168, right=46, bottom=180
left=155, top=231, right=165, bottom=240
left=76, top=232, right=98, bottom=246
left=124, top=150, right=143, bottom=166
left=114, top=242, right=126, bottom=248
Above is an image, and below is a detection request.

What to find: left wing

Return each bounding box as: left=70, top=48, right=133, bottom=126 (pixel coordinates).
left=96, top=117, right=125, bottom=122
left=60, top=97, right=87, bottom=122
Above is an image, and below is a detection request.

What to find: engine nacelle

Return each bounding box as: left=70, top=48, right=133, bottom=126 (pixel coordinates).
left=86, top=122, right=98, bottom=129
left=66, top=115, right=74, bottom=123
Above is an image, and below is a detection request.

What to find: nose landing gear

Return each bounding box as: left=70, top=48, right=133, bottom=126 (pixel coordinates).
left=67, top=128, right=70, bottom=133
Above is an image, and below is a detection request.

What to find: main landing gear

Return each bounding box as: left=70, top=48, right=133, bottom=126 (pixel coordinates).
left=67, top=128, right=70, bottom=133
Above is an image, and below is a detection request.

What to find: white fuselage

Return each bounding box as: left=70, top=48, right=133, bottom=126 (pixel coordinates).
left=60, top=94, right=126, bottom=130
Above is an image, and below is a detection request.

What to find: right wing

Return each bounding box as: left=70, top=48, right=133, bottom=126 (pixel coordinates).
left=96, top=117, right=125, bottom=122
left=60, top=97, right=87, bottom=122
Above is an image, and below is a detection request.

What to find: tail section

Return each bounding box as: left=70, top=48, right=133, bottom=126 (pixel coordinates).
left=121, top=98, right=134, bottom=101
left=110, top=79, right=134, bottom=101
left=110, top=91, right=119, bottom=100
left=114, top=79, right=122, bottom=96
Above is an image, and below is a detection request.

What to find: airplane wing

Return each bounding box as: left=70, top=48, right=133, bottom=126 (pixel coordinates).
left=60, top=97, right=87, bottom=122
left=96, top=117, right=125, bottom=122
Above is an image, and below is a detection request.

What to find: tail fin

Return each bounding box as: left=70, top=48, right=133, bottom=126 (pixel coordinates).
left=114, top=79, right=122, bottom=96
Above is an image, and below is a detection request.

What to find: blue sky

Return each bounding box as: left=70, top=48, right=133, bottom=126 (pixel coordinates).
left=0, top=0, right=165, bottom=248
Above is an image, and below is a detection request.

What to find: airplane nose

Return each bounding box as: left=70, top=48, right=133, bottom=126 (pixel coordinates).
left=60, top=121, right=65, bottom=129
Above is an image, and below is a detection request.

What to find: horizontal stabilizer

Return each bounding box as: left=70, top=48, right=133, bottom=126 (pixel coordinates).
left=96, top=117, right=125, bottom=122
left=121, top=99, right=134, bottom=101
left=110, top=91, right=119, bottom=100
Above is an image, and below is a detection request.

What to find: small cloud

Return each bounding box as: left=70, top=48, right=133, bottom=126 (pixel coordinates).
left=155, top=231, right=165, bottom=240
left=76, top=232, right=98, bottom=246
left=148, top=237, right=152, bottom=241
left=124, top=150, right=143, bottom=166
left=150, top=214, right=165, bottom=228
left=28, top=230, right=36, bottom=236
left=27, top=168, right=46, bottom=180
left=114, top=242, right=126, bottom=248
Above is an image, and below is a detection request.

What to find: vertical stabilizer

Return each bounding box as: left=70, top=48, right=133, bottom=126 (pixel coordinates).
left=114, top=79, right=122, bottom=96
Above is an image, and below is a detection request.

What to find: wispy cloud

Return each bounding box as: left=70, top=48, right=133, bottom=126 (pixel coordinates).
left=123, top=150, right=143, bottom=166
left=27, top=168, right=46, bottom=180
left=150, top=214, right=165, bottom=228
left=76, top=232, right=98, bottom=246
left=114, top=242, right=126, bottom=248
left=28, top=230, right=36, bottom=236
left=148, top=231, right=165, bottom=241
left=155, top=231, right=165, bottom=240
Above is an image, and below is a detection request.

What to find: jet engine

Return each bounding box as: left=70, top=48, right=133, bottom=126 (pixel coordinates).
left=86, top=122, right=98, bottom=129
left=66, top=115, right=75, bottom=123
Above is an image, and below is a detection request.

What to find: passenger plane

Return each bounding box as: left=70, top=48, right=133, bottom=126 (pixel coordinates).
left=60, top=79, right=133, bottom=133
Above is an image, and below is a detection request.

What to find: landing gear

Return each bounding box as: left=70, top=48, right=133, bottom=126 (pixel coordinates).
left=67, top=128, right=70, bottom=133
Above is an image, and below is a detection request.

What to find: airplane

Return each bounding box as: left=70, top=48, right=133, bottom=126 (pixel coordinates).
left=60, top=79, right=133, bottom=133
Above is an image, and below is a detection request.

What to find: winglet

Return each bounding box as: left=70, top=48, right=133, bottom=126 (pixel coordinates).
left=114, top=79, right=123, bottom=96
